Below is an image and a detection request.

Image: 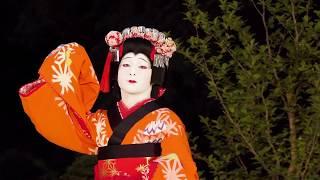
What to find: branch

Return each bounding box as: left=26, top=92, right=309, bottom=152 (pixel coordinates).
left=276, top=39, right=284, bottom=57
left=290, top=0, right=300, bottom=46
left=301, top=128, right=319, bottom=178
left=261, top=88, right=280, bottom=168
left=250, top=0, right=263, bottom=17
left=250, top=0, right=285, bottom=105
left=306, top=0, right=311, bottom=22
left=237, top=156, right=248, bottom=174
left=250, top=0, right=272, bottom=61
left=274, top=16, right=295, bottom=40
left=286, top=93, right=297, bottom=175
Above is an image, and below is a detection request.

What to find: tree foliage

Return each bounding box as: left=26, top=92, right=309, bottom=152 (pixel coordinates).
left=60, top=155, right=96, bottom=180
left=180, top=0, right=320, bottom=179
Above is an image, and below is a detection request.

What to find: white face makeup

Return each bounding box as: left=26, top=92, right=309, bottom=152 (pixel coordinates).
left=118, top=52, right=152, bottom=96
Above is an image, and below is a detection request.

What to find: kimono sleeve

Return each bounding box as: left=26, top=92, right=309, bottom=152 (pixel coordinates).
left=19, top=42, right=100, bottom=154
left=154, top=111, right=199, bottom=180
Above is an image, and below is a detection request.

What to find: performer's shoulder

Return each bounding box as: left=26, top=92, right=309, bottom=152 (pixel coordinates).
left=154, top=107, right=184, bottom=124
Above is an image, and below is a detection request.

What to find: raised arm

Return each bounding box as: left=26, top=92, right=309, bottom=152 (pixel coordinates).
left=19, top=42, right=100, bottom=154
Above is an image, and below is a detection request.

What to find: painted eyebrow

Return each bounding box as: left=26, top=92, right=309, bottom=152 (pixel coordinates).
left=121, top=56, right=133, bottom=60
left=137, top=57, right=150, bottom=63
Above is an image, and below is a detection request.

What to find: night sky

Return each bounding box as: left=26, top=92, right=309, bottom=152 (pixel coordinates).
left=1, top=0, right=218, bottom=178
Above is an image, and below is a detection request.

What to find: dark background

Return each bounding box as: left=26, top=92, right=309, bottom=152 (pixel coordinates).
left=1, top=0, right=218, bottom=178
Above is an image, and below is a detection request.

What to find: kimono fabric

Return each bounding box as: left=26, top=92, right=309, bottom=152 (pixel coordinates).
left=19, top=42, right=198, bottom=179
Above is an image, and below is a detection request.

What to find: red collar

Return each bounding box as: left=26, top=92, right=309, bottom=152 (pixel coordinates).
left=117, top=98, right=155, bottom=119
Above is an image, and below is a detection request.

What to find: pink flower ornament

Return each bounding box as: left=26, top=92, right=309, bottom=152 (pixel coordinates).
left=156, top=37, right=176, bottom=58
left=105, top=31, right=123, bottom=47
left=130, top=26, right=139, bottom=37
left=144, top=28, right=153, bottom=39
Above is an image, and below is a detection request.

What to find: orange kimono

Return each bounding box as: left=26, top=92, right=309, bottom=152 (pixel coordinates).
left=19, top=42, right=198, bottom=179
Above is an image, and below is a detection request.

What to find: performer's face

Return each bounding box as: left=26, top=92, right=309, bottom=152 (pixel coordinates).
left=118, top=52, right=152, bottom=95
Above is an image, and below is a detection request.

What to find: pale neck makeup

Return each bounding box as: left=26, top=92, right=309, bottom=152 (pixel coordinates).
left=118, top=52, right=153, bottom=108
left=120, top=90, right=152, bottom=108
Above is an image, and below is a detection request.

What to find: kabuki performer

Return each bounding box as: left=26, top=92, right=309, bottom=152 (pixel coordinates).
left=19, top=26, right=198, bottom=179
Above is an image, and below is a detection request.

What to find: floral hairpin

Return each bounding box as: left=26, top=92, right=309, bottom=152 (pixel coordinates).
left=105, top=26, right=176, bottom=59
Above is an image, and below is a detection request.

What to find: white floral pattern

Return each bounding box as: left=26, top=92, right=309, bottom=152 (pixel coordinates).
left=136, top=157, right=151, bottom=180
left=50, top=43, right=78, bottom=95
left=91, top=112, right=109, bottom=147
left=101, top=160, right=121, bottom=177
left=155, top=153, right=186, bottom=180
left=54, top=96, right=69, bottom=115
